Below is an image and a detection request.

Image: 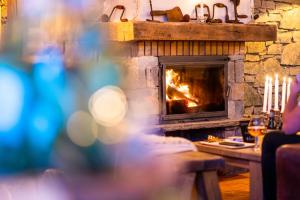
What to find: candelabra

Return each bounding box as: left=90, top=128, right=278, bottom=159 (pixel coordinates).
left=262, top=110, right=282, bottom=130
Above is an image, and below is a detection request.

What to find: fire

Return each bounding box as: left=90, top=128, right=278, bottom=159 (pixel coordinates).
left=166, top=69, right=198, bottom=108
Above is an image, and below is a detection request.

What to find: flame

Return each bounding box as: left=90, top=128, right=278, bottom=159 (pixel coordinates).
left=166, top=69, right=198, bottom=108
left=188, top=101, right=197, bottom=107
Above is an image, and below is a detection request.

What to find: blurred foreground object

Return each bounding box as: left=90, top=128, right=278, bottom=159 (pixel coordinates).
left=0, top=1, right=219, bottom=199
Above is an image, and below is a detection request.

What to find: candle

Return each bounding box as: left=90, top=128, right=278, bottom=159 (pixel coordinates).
left=274, top=74, right=279, bottom=111
left=268, top=78, right=273, bottom=113
left=262, top=76, right=269, bottom=113
left=281, top=77, right=286, bottom=113
left=287, top=77, right=292, bottom=102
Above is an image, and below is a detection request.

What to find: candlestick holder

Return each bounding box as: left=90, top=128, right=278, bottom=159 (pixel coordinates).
left=264, top=109, right=282, bottom=130
left=276, top=112, right=283, bottom=130
left=268, top=109, right=277, bottom=130
left=260, top=111, right=269, bottom=130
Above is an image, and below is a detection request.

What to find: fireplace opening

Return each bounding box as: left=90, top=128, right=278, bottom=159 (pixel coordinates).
left=159, top=56, right=229, bottom=123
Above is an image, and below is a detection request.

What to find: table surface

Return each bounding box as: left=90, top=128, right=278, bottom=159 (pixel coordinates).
left=195, top=141, right=263, bottom=200
left=165, top=151, right=225, bottom=173
left=194, top=142, right=261, bottom=163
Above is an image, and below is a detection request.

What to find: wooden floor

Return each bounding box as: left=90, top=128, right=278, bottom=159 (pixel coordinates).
left=219, top=173, right=249, bottom=200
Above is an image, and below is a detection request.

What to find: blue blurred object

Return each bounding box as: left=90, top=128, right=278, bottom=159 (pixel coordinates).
left=33, top=46, right=66, bottom=102
left=27, top=100, right=62, bottom=149
left=79, top=26, right=105, bottom=56
left=86, top=61, right=121, bottom=94
left=33, top=46, right=77, bottom=118
left=27, top=100, right=63, bottom=168
left=0, top=62, right=32, bottom=148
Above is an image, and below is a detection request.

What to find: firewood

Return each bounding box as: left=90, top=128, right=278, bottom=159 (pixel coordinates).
left=167, top=85, right=199, bottom=104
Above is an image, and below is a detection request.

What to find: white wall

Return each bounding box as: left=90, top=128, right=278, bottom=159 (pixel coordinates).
left=103, top=0, right=254, bottom=23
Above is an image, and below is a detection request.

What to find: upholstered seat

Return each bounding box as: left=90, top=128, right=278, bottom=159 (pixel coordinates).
left=276, top=144, right=300, bottom=200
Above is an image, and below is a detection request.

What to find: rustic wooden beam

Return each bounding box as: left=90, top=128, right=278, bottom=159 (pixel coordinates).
left=101, top=21, right=277, bottom=42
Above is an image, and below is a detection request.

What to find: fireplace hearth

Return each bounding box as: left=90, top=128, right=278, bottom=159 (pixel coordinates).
left=159, top=56, right=229, bottom=123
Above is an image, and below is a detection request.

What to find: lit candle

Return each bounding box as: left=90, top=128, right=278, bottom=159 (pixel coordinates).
left=274, top=74, right=279, bottom=111
left=268, top=77, right=273, bottom=113
left=281, top=77, right=286, bottom=113
left=287, top=77, right=292, bottom=102
left=262, top=76, right=269, bottom=113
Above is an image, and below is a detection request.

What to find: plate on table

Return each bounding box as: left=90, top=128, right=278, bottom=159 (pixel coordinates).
left=199, top=140, right=255, bottom=149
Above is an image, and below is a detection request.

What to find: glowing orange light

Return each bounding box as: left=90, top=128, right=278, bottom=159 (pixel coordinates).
left=166, top=69, right=198, bottom=108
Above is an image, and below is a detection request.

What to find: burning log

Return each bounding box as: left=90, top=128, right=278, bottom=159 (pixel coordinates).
left=167, top=99, right=188, bottom=114
left=166, top=85, right=199, bottom=105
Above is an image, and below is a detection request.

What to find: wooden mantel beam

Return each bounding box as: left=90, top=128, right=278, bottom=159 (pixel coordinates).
left=101, top=21, right=277, bottom=42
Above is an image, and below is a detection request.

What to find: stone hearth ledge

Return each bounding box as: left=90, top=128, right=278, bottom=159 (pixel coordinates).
left=100, top=21, right=277, bottom=42
left=148, top=119, right=243, bottom=132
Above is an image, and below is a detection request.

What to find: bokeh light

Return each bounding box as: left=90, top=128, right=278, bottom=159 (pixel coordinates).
left=67, top=111, right=97, bottom=147
left=94, top=121, right=128, bottom=144
left=0, top=64, right=32, bottom=148
left=0, top=67, right=26, bottom=131
left=89, top=86, right=128, bottom=127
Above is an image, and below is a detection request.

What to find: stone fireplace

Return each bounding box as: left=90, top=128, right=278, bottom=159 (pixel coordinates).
left=160, top=56, right=228, bottom=123
left=120, top=41, right=246, bottom=128
left=104, top=22, right=276, bottom=133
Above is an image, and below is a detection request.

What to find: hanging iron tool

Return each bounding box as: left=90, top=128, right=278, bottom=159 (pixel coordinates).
left=229, top=0, right=248, bottom=24
left=101, top=5, right=128, bottom=22
left=211, top=3, right=227, bottom=23
left=191, top=4, right=211, bottom=23
left=146, top=0, right=160, bottom=22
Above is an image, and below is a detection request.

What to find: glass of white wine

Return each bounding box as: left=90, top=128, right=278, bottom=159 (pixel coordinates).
left=248, top=115, right=267, bottom=151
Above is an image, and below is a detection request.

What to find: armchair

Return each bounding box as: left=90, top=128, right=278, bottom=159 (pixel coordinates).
left=276, top=143, right=300, bottom=200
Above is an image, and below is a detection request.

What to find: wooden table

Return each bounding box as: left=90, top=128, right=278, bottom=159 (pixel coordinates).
left=195, top=143, right=262, bottom=200
left=169, top=151, right=225, bottom=200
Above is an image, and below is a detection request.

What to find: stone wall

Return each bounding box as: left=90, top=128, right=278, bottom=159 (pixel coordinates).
left=244, top=0, right=300, bottom=114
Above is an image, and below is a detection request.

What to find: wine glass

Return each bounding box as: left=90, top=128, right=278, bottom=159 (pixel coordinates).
left=247, top=115, right=267, bottom=151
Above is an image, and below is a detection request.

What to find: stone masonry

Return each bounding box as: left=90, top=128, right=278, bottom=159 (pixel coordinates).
left=244, top=0, right=300, bottom=114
